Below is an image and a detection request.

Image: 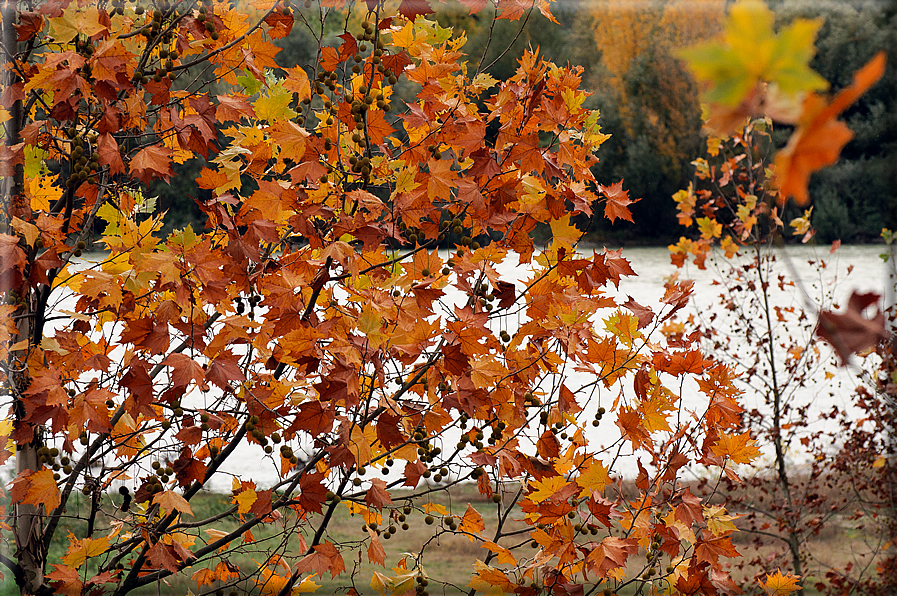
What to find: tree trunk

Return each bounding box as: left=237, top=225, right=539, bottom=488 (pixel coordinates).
left=2, top=2, right=47, bottom=594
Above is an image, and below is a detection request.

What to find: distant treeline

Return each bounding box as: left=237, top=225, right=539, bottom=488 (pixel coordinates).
left=151, top=0, right=897, bottom=245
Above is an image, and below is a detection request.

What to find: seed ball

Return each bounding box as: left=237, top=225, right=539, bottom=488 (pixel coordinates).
left=424, top=515, right=434, bottom=525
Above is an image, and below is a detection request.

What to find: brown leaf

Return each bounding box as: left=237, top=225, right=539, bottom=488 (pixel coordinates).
left=364, top=478, right=392, bottom=510
left=130, top=145, right=174, bottom=185
left=815, top=291, right=888, bottom=366
left=623, top=296, right=655, bottom=330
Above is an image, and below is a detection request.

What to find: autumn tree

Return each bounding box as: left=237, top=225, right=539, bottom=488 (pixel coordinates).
left=670, top=0, right=891, bottom=593
left=0, top=0, right=789, bottom=595
left=585, top=0, right=724, bottom=240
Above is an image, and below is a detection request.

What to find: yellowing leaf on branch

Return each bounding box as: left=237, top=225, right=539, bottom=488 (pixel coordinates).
left=61, top=534, right=110, bottom=569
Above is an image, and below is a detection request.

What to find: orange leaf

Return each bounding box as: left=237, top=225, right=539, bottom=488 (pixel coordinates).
left=599, top=180, right=639, bottom=223
left=459, top=504, right=485, bottom=539
left=153, top=490, right=194, bottom=517
left=482, top=540, right=516, bottom=565
left=711, top=431, right=761, bottom=465
left=695, top=535, right=740, bottom=566
left=776, top=52, right=886, bottom=205
left=761, top=570, right=802, bottom=595
left=9, top=468, right=61, bottom=511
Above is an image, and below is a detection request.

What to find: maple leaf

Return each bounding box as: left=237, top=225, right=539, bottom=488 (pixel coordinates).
left=0, top=234, right=26, bottom=283
left=163, top=353, right=205, bottom=388
left=459, top=504, right=485, bottom=539
left=761, top=570, right=802, bottom=595
left=9, top=469, right=61, bottom=511
left=815, top=291, right=887, bottom=366
left=598, top=180, right=638, bottom=223
left=482, top=540, right=516, bottom=565
left=147, top=542, right=181, bottom=573
left=233, top=488, right=257, bottom=514
left=295, top=542, right=345, bottom=578
left=367, top=529, right=386, bottom=566
left=364, top=479, right=393, bottom=511
left=696, top=535, right=741, bottom=566
left=397, top=0, right=433, bottom=20
left=712, top=431, right=761, bottom=465
left=130, top=145, right=174, bottom=185
left=776, top=53, right=886, bottom=205
left=586, top=536, right=638, bottom=577
left=154, top=490, right=194, bottom=517
left=47, top=565, right=83, bottom=596
left=61, top=534, right=111, bottom=569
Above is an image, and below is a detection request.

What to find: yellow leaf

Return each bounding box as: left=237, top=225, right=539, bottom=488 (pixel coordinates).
left=549, top=214, right=581, bottom=248
left=295, top=575, right=321, bottom=593
left=348, top=424, right=379, bottom=468
left=10, top=217, right=40, bottom=246
left=61, top=534, right=110, bottom=569
left=28, top=176, right=63, bottom=212
left=760, top=570, right=802, bottom=595
left=697, top=216, right=723, bottom=240
left=720, top=235, right=739, bottom=258
left=704, top=505, right=740, bottom=536
left=48, top=4, right=108, bottom=44
left=576, top=458, right=609, bottom=496
left=233, top=489, right=257, bottom=514
left=423, top=502, right=449, bottom=516
left=872, top=456, right=886, bottom=468
left=527, top=476, right=569, bottom=504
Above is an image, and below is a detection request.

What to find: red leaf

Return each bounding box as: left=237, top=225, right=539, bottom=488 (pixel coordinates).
left=147, top=542, right=180, bottom=573
left=403, top=460, right=426, bottom=487
left=375, top=411, right=405, bottom=450
left=97, top=133, right=126, bottom=175
left=14, top=12, right=43, bottom=41
left=298, top=472, right=328, bottom=514
left=397, top=0, right=432, bottom=20
left=458, top=0, right=487, bottom=14
left=249, top=488, right=273, bottom=518
left=293, top=400, right=335, bottom=436
left=695, top=535, right=740, bottom=566
left=675, top=489, right=705, bottom=526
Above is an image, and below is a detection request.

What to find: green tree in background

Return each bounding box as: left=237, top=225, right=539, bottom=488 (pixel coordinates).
left=773, top=0, right=897, bottom=242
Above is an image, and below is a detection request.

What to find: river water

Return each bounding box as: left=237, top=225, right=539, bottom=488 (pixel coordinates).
left=4, top=244, right=893, bottom=491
